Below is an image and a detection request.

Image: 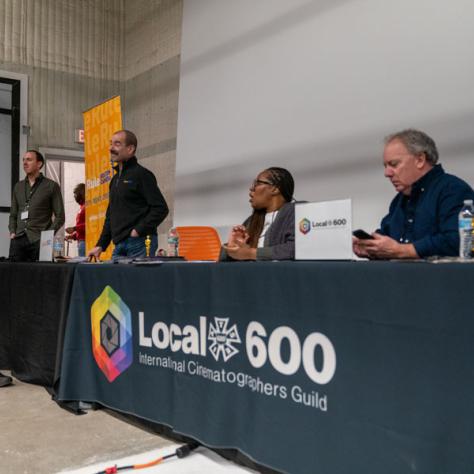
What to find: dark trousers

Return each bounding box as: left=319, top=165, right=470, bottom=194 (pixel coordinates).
left=9, top=234, right=40, bottom=262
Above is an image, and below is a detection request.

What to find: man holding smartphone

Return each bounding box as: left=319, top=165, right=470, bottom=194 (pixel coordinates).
left=353, top=129, right=474, bottom=259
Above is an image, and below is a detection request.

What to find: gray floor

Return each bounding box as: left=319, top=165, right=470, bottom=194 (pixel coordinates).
left=0, top=373, right=175, bottom=474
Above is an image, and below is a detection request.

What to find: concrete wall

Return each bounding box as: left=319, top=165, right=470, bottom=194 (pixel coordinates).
left=0, top=0, right=183, bottom=253
left=122, top=0, right=183, bottom=241
left=0, top=0, right=123, bottom=155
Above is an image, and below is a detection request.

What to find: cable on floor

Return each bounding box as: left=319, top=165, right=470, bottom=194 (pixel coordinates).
left=93, top=442, right=200, bottom=474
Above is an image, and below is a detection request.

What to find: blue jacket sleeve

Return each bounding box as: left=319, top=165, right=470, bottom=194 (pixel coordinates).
left=413, top=182, right=474, bottom=257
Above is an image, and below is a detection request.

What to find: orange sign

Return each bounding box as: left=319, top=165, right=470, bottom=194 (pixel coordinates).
left=83, top=96, right=122, bottom=259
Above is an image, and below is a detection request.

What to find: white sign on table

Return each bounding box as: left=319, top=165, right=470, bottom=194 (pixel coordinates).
left=295, top=199, right=353, bottom=260
left=39, top=230, right=54, bottom=261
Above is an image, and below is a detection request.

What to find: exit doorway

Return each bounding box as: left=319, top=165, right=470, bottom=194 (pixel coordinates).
left=40, top=148, right=84, bottom=257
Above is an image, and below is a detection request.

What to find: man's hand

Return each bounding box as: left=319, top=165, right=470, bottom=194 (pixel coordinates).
left=223, top=243, right=257, bottom=261
left=352, top=237, right=370, bottom=258
left=227, top=225, right=249, bottom=247
left=10, top=233, right=15, bottom=239
left=354, top=233, right=418, bottom=259
left=130, top=229, right=139, bottom=238
left=88, top=246, right=103, bottom=259
left=65, top=226, right=75, bottom=234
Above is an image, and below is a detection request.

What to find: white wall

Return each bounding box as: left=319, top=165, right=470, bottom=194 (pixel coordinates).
left=175, top=0, right=474, bottom=232
left=0, top=108, right=11, bottom=207
left=0, top=214, right=10, bottom=257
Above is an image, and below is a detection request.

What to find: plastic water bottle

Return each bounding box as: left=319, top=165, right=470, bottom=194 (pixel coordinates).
left=167, top=227, right=179, bottom=257
left=53, top=236, right=63, bottom=258
left=458, top=199, right=474, bottom=259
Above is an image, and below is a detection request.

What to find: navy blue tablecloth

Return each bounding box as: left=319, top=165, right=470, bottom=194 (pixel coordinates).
left=57, top=260, right=474, bottom=474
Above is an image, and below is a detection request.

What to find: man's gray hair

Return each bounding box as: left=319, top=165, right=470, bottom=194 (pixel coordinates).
left=384, top=129, right=439, bottom=165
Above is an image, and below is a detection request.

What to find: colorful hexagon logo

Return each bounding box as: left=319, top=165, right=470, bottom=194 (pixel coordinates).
left=91, top=286, right=133, bottom=382
left=299, top=218, right=311, bottom=235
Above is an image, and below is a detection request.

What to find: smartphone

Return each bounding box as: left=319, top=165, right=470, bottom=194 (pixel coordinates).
left=352, top=229, right=374, bottom=240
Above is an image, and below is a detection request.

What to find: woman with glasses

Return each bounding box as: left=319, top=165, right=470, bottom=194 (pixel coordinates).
left=221, top=167, right=295, bottom=260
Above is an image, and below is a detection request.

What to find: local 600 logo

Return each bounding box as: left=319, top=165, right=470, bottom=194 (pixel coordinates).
left=92, top=287, right=337, bottom=385
left=139, top=315, right=336, bottom=385
left=299, top=217, right=311, bottom=235
left=91, top=286, right=133, bottom=382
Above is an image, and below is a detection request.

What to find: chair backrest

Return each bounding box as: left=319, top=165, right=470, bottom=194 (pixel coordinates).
left=175, top=226, right=222, bottom=261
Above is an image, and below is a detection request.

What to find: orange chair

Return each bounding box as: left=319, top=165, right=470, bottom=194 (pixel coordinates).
left=175, top=226, right=222, bottom=261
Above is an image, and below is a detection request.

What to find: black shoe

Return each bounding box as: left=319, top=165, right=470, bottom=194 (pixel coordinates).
left=0, top=372, right=13, bottom=387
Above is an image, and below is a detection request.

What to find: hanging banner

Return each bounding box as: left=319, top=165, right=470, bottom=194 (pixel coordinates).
left=83, top=96, right=122, bottom=259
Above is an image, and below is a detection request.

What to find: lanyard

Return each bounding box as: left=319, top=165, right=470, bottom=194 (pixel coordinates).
left=24, top=175, right=43, bottom=207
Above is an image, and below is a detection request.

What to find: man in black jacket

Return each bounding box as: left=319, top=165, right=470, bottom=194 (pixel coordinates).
left=88, top=130, right=168, bottom=259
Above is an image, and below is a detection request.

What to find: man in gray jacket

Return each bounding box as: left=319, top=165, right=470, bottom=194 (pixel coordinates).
left=9, top=150, right=65, bottom=262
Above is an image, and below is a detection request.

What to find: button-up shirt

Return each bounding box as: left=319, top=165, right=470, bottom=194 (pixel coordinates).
left=9, top=174, right=65, bottom=243
left=378, top=165, right=474, bottom=257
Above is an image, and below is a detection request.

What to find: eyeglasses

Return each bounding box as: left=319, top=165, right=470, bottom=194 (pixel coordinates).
left=250, top=179, right=274, bottom=190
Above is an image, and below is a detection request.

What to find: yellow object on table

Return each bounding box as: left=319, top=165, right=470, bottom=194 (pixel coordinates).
left=145, top=235, right=151, bottom=257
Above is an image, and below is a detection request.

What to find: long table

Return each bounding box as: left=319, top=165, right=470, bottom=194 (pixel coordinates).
left=55, top=260, right=474, bottom=474
left=0, top=261, right=76, bottom=386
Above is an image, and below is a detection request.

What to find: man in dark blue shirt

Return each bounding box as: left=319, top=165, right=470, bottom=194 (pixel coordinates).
left=353, top=129, right=474, bottom=259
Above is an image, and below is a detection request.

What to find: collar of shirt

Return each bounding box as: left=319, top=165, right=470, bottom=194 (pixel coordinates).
left=112, top=156, right=138, bottom=172
left=25, top=172, right=44, bottom=187
left=410, top=164, right=444, bottom=197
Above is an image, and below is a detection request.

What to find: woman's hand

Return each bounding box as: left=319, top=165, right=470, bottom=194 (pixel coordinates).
left=223, top=243, right=257, bottom=261
left=227, top=225, right=249, bottom=247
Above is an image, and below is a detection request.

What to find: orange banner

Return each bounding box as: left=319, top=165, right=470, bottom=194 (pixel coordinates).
left=83, top=96, right=122, bottom=259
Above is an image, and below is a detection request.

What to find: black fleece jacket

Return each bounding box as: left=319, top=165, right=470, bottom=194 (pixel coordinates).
left=96, top=157, right=169, bottom=250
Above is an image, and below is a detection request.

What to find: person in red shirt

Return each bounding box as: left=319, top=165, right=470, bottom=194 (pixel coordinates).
left=66, top=183, right=86, bottom=256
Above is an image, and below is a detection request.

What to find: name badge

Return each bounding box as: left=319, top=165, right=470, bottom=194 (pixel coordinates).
left=21, top=210, right=29, bottom=220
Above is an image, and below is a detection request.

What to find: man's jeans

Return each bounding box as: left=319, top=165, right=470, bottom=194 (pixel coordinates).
left=112, top=235, right=158, bottom=260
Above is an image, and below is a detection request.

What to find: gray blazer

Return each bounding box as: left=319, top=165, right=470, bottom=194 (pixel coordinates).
left=221, top=202, right=295, bottom=261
